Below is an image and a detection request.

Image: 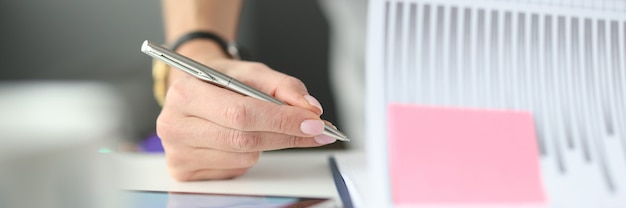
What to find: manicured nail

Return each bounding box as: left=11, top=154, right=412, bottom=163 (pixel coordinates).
left=304, top=95, right=323, bottom=114
left=314, top=135, right=336, bottom=144
left=300, top=119, right=324, bottom=135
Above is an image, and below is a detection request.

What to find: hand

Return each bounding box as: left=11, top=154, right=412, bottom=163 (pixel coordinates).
left=156, top=41, right=337, bottom=181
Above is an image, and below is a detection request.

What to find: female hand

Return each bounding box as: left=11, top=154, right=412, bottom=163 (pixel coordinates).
left=156, top=41, right=337, bottom=181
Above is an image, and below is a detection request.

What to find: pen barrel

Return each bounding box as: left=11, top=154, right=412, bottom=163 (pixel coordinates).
left=226, top=79, right=285, bottom=105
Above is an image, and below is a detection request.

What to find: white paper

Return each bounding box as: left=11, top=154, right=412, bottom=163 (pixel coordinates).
left=363, top=0, right=626, bottom=207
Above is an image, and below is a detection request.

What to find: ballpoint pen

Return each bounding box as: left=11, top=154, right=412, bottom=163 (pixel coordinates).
left=141, top=40, right=350, bottom=142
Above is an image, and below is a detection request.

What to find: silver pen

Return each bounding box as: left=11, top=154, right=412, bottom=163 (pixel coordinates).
left=141, top=40, right=349, bottom=142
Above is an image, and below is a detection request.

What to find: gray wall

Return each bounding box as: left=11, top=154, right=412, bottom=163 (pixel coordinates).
left=1, top=0, right=164, bottom=141
left=0, top=0, right=340, bottom=147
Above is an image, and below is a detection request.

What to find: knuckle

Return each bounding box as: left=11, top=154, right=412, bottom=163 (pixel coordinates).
left=223, top=102, right=250, bottom=129
left=164, top=80, right=192, bottom=107
left=155, top=113, right=177, bottom=141
left=237, top=152, right=261, bottom=168
left=165, top=154, right=191, bottom=181
left=227, top=131, right=261, bottom=152
left=282, top=76, right=306, bottom=89
left=225, top=168, right=250, bottom=179
left=272, top=109, right=295, bottom=134
left=246, top=62, right=269, bottom=71
left=286, top=136, right=301, bottom=147
left=209, top=168, right=250, bottom=180
left=169, top=170, right=194, bottom=182
left=283, top=76, right=303, bottom=85
left=274, top=111, right=289, bottom=133
left=164, top=147, right=187, bottom=167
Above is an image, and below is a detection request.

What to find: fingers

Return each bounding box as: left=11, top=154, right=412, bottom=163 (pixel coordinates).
left=212, top=61, right=323, bottom=115
left=161, top=131, right=261, bottom=181
left=158, top=114, right=334, bottom=181
left=157, top=110, right=336, bottom=181
left=167, top=150, right=258, bottom=181
left=169, top=166, right=250, bottom=181
left=164, top=144, right=261, bottom=170
left=166, top=76, right=326, bottom=138
left=158, top=114, right=330, bottom=151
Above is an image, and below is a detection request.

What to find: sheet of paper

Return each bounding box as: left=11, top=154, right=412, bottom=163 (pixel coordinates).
left=364, top=0, right=626, bottom=206
left=388, top=104, right=545, bottom=205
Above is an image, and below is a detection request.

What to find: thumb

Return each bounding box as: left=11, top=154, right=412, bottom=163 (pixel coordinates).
left=273, top=76, right=324, bottom=116
left=225, top=61, right=324, bottom=115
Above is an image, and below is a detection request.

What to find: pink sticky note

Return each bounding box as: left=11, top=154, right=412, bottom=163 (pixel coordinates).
left=388, top=103, right=546, bottom=205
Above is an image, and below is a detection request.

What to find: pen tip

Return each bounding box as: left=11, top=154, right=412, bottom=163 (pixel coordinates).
left=324, top=125, right=350, bottom=142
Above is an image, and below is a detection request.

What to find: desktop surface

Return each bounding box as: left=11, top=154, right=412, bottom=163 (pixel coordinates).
left=116, top=150, right=344, bottom=205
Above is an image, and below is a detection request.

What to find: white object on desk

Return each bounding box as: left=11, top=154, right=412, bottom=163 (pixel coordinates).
left=117, top=150, right=343, bottom=206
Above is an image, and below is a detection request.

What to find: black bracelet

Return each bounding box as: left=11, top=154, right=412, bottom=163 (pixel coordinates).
left=170, top=31, right=245, bottom=60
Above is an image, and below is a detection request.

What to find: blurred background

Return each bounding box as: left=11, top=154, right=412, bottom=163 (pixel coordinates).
left=0, top=0, right=341, bottom=148
left=0, top=1, right=342, bottom=207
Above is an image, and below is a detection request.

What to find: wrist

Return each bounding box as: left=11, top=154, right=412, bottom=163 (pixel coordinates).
left=170, top=31, right=243, bottom=61
left=175, top=39, right=231, bottom=61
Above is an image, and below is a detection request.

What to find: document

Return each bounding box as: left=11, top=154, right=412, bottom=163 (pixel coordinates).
left=345, top=0, right=626, bottom=207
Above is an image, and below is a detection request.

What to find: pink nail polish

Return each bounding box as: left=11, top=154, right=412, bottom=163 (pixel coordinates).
left=300, top=119, right=324, bottom=135
left=314, top=135, right=336, bottom=144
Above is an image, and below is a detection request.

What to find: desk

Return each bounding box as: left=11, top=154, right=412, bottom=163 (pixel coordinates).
left=116, top=150, right=347, bottom=205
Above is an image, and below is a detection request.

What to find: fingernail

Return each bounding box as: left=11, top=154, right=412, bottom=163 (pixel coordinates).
left=304, top=95, right=323, bottom=114
left=300, top=119, right=324, bottom=135
left=314, top=135, right=336, bottom=144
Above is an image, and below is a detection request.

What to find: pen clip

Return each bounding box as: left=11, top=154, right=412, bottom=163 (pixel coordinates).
left=181, top=66, right=215, bottom=82
left=142, top=41, right=222, bottom=84
left=148, top=49, right=218, bottom=82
